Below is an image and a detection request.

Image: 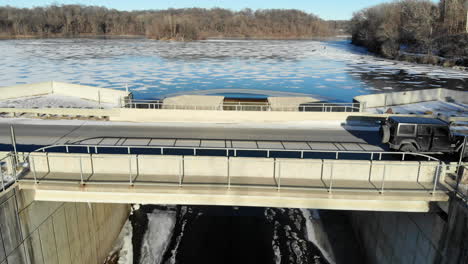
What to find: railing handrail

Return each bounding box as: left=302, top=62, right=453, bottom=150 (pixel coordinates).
left=29, top=143, right=440, bottom=162
left=123, top=100, right=362, bottom=112
left=22, top=151, right=447, bottom=196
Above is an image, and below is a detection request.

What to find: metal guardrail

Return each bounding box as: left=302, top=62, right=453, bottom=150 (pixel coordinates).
left=31, top=143, right=440, bottom=161
left=23, top=152, right=445, bottom=195
left=123, top=100, right=361, bottom=112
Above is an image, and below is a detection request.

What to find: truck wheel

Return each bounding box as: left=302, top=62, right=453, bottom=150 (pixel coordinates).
left=380, top=125, right=390, bottom=144
left=400, top=144, right=417, bottom=152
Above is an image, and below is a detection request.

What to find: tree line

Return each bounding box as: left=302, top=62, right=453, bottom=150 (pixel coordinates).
left=0, top=5, right=337, bottom=40
left=350, top=0, right=468, bottom=66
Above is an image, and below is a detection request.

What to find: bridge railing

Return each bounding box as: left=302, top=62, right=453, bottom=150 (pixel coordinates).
left=31, top=143, right=440, bottom=161
left=20, top=150, right=446, bottom=195
left=123, top=100, right=361, bottom=112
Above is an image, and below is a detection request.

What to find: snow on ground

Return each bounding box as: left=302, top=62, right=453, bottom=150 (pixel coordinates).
left=368, top=100, right=468, bottom=117
left=300, top=209, right=336, bottom=264
left=0, top=94, right=115, bottom=109
left=105, top=219, right=133, bottom=264
left=139, top=209, right=177, bottom=264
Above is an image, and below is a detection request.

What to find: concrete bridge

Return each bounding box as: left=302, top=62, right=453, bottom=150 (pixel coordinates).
left=1, top=141, right=454, bottom=212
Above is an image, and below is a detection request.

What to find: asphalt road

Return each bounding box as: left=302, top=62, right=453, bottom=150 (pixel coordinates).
left=0, top=122, right=381, bottom=147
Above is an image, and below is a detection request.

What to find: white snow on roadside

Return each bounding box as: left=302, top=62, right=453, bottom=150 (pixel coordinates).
left=105, top=219, right=133, bottom=264
left=369, top=100, right=468, bottom=117
left=300, top=209, right=335, bottom=264
left=0, top=94, right=115, bottom=109
left=140, top=209, right=177, bottom=264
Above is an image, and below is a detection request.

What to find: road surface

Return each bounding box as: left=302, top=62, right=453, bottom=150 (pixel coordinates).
left=0, top=119, right=383, bottom=152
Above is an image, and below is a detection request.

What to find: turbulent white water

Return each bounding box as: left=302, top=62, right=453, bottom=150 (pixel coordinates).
left=1, top=39, right=466, bottom=102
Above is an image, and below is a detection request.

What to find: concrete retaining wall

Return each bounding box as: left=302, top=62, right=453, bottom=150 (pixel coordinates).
left=52, top=82, right=128, bottom=105
left=0, top=187, right=129, bottom=264
left=0, top=82, right=52, bottom=100
left=353, top=88, right=467, bottom=108
left=0, top=81, right=129, bottom=105
left=349, top=197, right=468, bottom=264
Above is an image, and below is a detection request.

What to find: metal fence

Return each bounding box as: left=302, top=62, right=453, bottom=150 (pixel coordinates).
left=31, top=143, right=440, bottom=161
left=22, top=152, right=445, bottom=195
left=123, top=100, right=362, bottom=112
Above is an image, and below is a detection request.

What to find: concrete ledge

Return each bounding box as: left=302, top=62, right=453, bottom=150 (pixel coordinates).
left=20, top=183, right=449, bottom=212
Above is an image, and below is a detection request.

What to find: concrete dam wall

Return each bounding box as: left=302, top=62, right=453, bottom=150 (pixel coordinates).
left=349, top=197, right=468, bottom=264
left=0, top=186, right=129, bottom=264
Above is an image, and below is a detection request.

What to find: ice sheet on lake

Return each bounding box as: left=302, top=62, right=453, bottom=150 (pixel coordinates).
left=0, top=39, right=466, bottom=102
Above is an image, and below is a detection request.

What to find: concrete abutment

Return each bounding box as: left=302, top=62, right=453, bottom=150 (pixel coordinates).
left=349, top=196, right=468, bottom=264
left=0, top=186, right=129, bottom=264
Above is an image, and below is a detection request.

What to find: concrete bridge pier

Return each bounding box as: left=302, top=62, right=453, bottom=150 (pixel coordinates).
left=0, top=186, right=129, bottom=264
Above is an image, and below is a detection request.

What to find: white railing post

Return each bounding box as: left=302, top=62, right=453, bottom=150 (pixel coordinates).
left=227, top=157, right=230, bottom=189
left=328, top=163, right=334, bottom=193
left=276, top=159, right=280, bottom=191
left=432, top=163, right=441, bottom=195
left=31, top=156, right=37, bottom=184
left=380, top=164, right=386, bottom=194
left=0, top=163, right=4, bottom=191
left=179, top=157, right=183, bottom=187
left=129, top=155, right=133, bottom=185
left=79, top=156, right=84, bottom=185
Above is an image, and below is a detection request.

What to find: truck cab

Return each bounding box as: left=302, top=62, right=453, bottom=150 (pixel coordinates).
left=380, top=116, right=467, bottom=156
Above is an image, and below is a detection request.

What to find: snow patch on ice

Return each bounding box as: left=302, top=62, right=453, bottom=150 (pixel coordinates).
left=140, top=209, right=176, bottom=264
left=106, top=219, right=133, bottom=264
left=300, top=209, right=335, bottom=264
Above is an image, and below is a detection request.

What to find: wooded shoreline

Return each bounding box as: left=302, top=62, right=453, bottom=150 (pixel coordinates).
left=0, top=6, right=344, bottom=41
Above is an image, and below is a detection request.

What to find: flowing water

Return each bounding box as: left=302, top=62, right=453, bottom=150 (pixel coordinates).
left=1, top=38, right=467, bottom=102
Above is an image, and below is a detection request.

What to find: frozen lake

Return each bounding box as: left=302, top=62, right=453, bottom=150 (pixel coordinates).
left=0, top=38, right=467, bottom=102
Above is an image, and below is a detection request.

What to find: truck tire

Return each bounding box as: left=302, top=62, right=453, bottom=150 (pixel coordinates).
left=400, top=144, right=417, bottom=152
left=380, top=125, right=390, bottom=144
